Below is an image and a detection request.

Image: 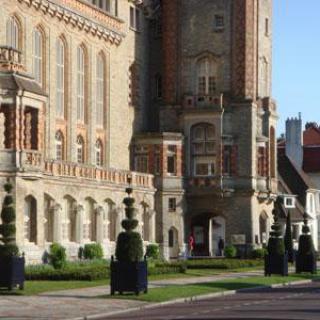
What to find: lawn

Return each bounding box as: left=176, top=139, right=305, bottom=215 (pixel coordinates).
left=103, top=274, right=320, bottom=303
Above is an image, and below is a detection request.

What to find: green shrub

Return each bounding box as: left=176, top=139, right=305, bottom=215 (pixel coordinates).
left=186, top=259, right=263, bottom=270
left=49, top=243, right=67, bottom=270
left=83, top=243, right=104, bottom=260
left=148, top=261, right=187, bottom=275
left=146, top=244, right=160, bottom=260
left=115, top=188, right=143, bottom=263
left=224, top=245, right=237, bottom=258
left=0, top=181, right=19, bottom=258
left=251, top=248, right=267, bottom=259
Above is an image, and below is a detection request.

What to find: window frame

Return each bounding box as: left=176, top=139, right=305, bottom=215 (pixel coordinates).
left=32, top=28, right=44, bottom=86
left=56, top=38, right=65, bottom=119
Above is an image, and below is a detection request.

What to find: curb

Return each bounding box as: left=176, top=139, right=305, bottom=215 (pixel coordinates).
left=68, top=278, right=314, bottom=320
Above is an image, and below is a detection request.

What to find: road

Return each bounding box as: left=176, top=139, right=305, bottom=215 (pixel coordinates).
left=105, top=281, right=320, bottom=320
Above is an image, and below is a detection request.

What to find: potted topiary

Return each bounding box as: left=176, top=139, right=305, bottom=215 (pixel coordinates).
left=110, top=181, right=147, bottom=295
left=0, top=180, right=25, bottom=290
left=296, top=211, right=317, bottom=274
left=265, top=198, right=288, bottom=276
left=284, top=211, right=295, bottom=263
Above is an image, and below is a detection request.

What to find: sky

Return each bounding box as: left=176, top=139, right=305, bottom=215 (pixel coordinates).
left=273, top=0, right=320, bottom=134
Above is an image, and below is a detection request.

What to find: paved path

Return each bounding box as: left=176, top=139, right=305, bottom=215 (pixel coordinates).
left=105, top=281, right=320, bottom=320
left=0, top=270, right=263, bottom=320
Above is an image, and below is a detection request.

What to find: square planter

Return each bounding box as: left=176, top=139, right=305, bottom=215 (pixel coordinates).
left=264, top=253, right=288, bottom=276
left=110, top=260, right=148, bottom=295
left=0, top=256, right=25, bottom=290
left=296, top=253, right=317, bottom=274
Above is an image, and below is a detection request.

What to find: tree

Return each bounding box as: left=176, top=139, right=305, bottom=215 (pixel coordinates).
left=284, top=211, right=294, bottom=263
left=0, top=180, right=19, bottom=258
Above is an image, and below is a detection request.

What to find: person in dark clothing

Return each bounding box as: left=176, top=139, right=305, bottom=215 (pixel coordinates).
left=218, top=237, right=225, bottom=256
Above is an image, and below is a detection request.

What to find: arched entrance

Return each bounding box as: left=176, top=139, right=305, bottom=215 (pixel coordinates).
left=168, top=227, right=179, bottom=258
left=210, top=216, right=226, bottom=256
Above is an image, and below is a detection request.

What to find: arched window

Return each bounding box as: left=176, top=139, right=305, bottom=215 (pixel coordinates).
left=76, top=135, right=84, bottom=163
left=6, top=16, right=20, bottom=49
left=77, top=46, right=86, bottom=122
left=96, top=54, right=105, bottom=127
left=197, top=58, right=216, bottom=96
left=24, top=196, right=37, bottom=243
left=32, top=28, right=44, bottom=85
left=191, top=123, right=216, bottom=176
left=95, top=139, right=103, bottom=166
left=56, top=38, right=65, bottom=118
left=55, top=131, right=64, bottom=161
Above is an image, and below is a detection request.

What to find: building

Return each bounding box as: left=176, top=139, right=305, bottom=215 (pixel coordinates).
left=278, top=117, right=320, bottom=248
left=0, top=0, right=277, bottom=263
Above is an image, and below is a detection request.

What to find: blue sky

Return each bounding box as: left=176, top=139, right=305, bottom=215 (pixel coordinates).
left=273, top=0, right=320, bottom=134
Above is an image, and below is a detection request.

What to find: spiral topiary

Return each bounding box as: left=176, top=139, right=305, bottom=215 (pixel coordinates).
left=115, top=186, right=143, bottom=263
left=0, top=180, right=19, bottom=258
left=284, top=211, right=294, bottom=262
left=298, top=211, right=315, bottom=256
left=267, top=199, right=285, bottom=256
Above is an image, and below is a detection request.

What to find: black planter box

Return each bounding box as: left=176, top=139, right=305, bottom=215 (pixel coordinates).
left=0, top=256, right=25, bottom=290
left=264, top=253, right=288, bottom=276
left=296, top=253, right=317, bottom=274
left=110, top=259, right=148, bottom=295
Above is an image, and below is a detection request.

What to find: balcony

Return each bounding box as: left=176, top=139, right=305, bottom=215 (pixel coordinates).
left=44, top=160, right=154, bottom=189
left=0, top=46, right=25, bottom=73
left=183, top=94, right=224, bottom=110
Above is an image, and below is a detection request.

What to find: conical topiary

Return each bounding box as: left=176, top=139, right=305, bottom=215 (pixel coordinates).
left=284, top=211, right=294, bottom=263
left=0, top=180, right=19, bottom=258
left=115, top=186, right=143, bottom=263
left=298, top=211, right=315, bottom=256
left=267, top=200, right=285, bottom=256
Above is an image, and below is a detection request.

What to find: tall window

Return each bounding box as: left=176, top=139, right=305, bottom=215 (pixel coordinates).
left=130, top=6, right=141, bottom=31
left=76, top=135, right=84, bottom=163
left=191, top=124, right=216, bottom=176
left=167, top=145, right=176, bottom=175
left=135, top=145, right=148, bottom=173
left=197, top=58, right=216, bottom=96
left=6, top=16, right=19, bottom=49
left=96, top=54, right=105, bottom=127
left=55, top=131, right=64, bottom=161
left=77, top=46, right=85, bottom=122
left=56, top=38, right=65, bottom=118
left=32, top=29, right=43, bottom=85
left=95, top=139, right=103, bottom=166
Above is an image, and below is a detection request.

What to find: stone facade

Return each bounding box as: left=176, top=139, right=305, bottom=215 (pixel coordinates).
left=0, top=0, right=278, bottom=262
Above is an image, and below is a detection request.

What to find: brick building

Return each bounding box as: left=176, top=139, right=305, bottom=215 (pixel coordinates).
left=0, top=0, right=277, bottom=262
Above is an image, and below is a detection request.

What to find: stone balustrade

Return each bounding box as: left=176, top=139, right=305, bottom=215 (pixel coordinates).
left=21, top=150, right=43, bottom=169
left=0, top=46, right=25, bottom=72
left=44, top=160, right=154, bottom=189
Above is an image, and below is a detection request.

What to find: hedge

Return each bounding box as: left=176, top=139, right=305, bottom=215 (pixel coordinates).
left=185, top=259, right=264, bottom=270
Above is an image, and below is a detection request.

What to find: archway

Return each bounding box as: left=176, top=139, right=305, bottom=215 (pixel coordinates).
left=168, top=227, right=179, bottom=258
left=24, top=195, right=37, bottom=243
left=210, top=216, right=226, bottom=256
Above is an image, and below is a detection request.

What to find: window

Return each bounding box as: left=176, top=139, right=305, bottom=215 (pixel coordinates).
left=284, top=197, right=295, bottom=209
left=223, top=145, right=232, bottom=175
left=129, top=62, right=139, bottom=107
left=76, top=135, right=84, bottom=163
left=130, top=6, right=141, bottom=31
left=135, top=155, right=148, bottom=173
left=191, top=124, right=216, bottom=176
left=197, top=58, right=216, bottom=96
left=95, top=139, right=103, bottom=166
left=77, top=46, right=85, bottom=122
left=214, top=15, right=224, bottom=29
left=154, top=146, right=161, bottom=175
left=32, top=29, right=43, bottom=85
left=55, top=131, right=64, bottom=161
left=56, top=38, right=65, bottom=118
left=168, top=229, right=174, bottom=247
left=6, top=16, right=19, bottom=49
left=167, top=145, right=176, bottom=175
left=96, top=54, right=105, bottom=127
left=265, top=18, right=269, bottom=36
left=155, top=75, right=162, bottom=99
left=257, top=147, right=265, bottom=176
left=168, top=198, right=176, bottom=212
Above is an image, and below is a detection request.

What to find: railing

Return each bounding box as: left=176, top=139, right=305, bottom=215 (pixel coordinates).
left=0, top=46, right=24, bottom=72
left=44, top=160, right=154, bottom=189
left=21, top=150, right=43, bottom=169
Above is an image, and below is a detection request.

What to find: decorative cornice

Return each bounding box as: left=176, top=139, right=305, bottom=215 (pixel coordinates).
left=17, top=0, right=125, bottom=45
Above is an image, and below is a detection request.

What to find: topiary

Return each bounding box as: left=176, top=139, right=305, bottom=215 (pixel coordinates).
left=49, top=243, right=67, bottom=270
left=224, top=245, right=237, bottom=258
left=0, top=180, right=19, bottom=258
left=284, top=211, right=294, bottom=263
left=146, top=244, right=160, bottom=260
left=115, top=187, right=143, bottom=263
left=251, top=248, right=267, bottom=259
left=267, top=200, right=285, bottom=256
left=298, top=211, right=315, bottom=256
left=83, top=243, right=104, bottom=260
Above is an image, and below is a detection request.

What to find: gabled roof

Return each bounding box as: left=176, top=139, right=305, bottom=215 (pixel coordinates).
left=278, top=153, right=315, bottom=207
left=303, top=126, right=320, bottom=146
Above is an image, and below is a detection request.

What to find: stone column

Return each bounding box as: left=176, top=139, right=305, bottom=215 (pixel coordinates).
left=208, top=218, right=213, bottom=257
left=148, top=210, right=156, bottom=243
left=51, top=204, right=62, bottom=243
left=75, top=204, right=84, bottom=244
left=95, top=205, right=105, bottom=243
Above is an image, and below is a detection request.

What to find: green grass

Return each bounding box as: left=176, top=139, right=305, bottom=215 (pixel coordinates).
left=104, top=274, right=320, bottom=302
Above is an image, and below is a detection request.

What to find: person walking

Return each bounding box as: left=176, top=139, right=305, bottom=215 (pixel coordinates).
left=218, top=237, right=225, bottom=256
